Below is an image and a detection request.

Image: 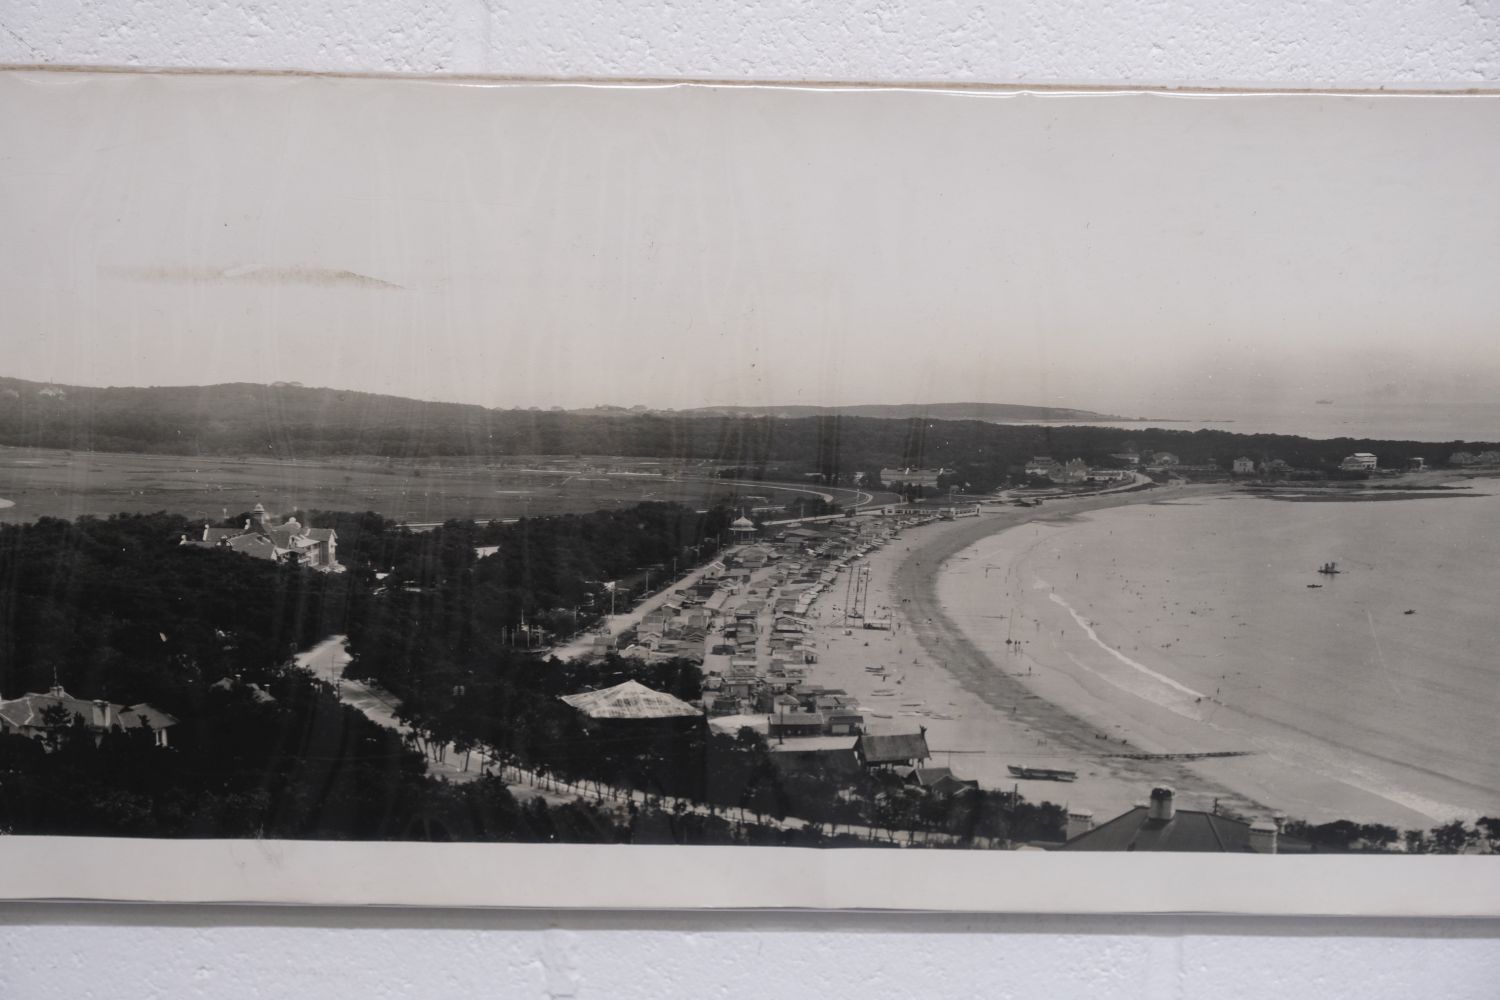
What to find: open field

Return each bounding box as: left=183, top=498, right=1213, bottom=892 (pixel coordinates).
left=0, top=447, right=877, bottom=526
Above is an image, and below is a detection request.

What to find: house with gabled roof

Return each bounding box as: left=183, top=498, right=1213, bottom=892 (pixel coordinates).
left=1057, top=787, right=1312, bottom=853
left=0, top=686, right=178, bottom=748
left=181, top=503, right=340, bottom=571
left=856, top=730, right=930, bottom=769
left=898, top=766, right=978, bottom=797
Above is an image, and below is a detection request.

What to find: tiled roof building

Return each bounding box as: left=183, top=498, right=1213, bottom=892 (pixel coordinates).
left=856, top=731, right=930, bottom=768
left=182, top=503, right=340, bottom=571
left=0, top=686, right=178, bottom=747
left=1058, top=787, right=1311, bottom=853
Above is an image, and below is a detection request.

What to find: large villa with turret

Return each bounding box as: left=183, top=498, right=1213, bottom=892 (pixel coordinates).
left=180, top=503, right=341, bottom=571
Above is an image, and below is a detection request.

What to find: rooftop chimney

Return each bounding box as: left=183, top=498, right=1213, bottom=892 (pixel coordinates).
left=1065, top=808, right=1095, bottom=841
left=1147, top=786, right=1176, bottom=822
left=1249, top=819, right=1279, bottom=854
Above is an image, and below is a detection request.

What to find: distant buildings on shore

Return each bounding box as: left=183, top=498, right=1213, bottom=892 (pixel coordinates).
left=881, top=467, right=947, bottom=487
left=1020, top=445, right=1475, bottom=485
left=1449, top=450, right=1500, bottom=467
left=180, top=503, right=341, bottom=571
left=584, top=511, right=945, bottom=785
left=1025, top=456, right=1130, bottom=484
left=1023, top=456, right=1131, bottom=486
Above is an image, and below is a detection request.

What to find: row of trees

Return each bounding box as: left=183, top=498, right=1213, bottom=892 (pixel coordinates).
left=0, top=513, right=348, bottom=717
left=0, top=500, right=739, bottom=728
left=0, top=661, right=634, bottom=842
left=1284, top=817, right=1500, bottom=854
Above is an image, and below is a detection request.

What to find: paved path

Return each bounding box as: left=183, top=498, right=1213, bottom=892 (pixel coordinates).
left=295, top=636, right=484, bottom=784
left=549, top=553, right=735, bottom=661
left=292, top=636, right=958, bottom=845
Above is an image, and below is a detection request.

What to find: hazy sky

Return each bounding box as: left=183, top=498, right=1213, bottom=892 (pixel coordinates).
left=2, top=73, right=1497, bottom=416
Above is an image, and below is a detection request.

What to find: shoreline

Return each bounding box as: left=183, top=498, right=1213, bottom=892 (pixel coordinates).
left=879, top=486, right=1267, bottom=820
left=887, top=484, right=1500, bottom=829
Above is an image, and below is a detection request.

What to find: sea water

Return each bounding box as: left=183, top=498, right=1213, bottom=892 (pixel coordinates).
left=940, top=480, right=1500, bottom=826
left=1010, top=399, right=1500, bottom=443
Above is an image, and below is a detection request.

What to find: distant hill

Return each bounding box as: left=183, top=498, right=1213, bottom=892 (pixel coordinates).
left=0, top=376, right=504, bottom=457
left=0, top=377, right=1474, bottom=494
left=676, top=402, right=1121, bottom=422
left=0, top=378, right=1119, bottom=458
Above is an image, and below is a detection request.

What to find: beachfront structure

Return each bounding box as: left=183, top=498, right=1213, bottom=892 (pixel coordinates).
left=1232, top=457, right=1256, bottom=474
left=558, top=680, right=701, bottom=720
left=1057, top=459, right=1091, bottom=484
left=1147, top=452, right=1180, bottom=468
left=1340, top=453, right=1378, bottom=472
left=1057, top=787, right=1310, bottom=853
left=766, top=736, right=862, bottom=777
left=181, top=503, right=340, bottom=570
left=735, top=545, right=773, bottom=570
left=0, top=686, right=177, bottom=748
left=768, top=709, right=825, bottom=739
left=1024, top=457, right=1061, bottom=478
left=855, top=731, right=930, bottom=769
left=899, top=766, right=978, bottom=798
left=881, top=467, right=946, bottom=487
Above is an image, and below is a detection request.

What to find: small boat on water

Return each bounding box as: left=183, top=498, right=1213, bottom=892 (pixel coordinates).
left=1008, top=765, right=1078, bottom=782
left=1317, top=561, right=1341, bottom=575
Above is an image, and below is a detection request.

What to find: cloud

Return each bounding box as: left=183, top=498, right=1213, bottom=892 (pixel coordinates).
left=102, top=264, right=404, bottom=290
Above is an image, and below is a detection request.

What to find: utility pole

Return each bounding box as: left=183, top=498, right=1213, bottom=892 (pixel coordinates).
left=841, top=564, right=855, bottom=627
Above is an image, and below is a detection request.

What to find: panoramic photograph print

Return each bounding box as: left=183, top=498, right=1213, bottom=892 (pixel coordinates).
left=0, top=71, right=1497, bottom=907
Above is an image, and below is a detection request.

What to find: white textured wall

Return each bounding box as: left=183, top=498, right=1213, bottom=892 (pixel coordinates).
left=2, top=3, right=1498, bottom=997
left=2, top=0, right=1497, bottom=85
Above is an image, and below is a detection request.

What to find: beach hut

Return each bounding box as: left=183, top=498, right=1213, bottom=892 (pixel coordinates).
left=855, top=731, right=930, bottom=769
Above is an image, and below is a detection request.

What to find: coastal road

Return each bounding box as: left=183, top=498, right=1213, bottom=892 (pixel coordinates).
left=295, top=636, right=947, bottom=843
left=548, top=551, right=739, bottom=661
left=296, top=636, right=484, bottom=784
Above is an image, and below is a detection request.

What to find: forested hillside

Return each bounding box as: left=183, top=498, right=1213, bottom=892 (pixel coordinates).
left=1, top=376, right=1491, bottom=492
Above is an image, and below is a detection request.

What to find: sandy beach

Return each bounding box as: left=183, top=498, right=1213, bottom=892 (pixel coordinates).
left=794, top=477, right=1500, bottom=829
left=791, top=478, right=1500, bottom=832
left=797, top=484, right=1257, bottom=824
left=957, top=485, right=1500, bottom=827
